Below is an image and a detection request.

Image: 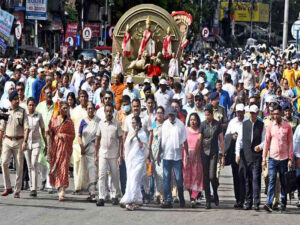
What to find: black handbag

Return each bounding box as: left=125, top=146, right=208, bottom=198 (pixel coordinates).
left=284, top=170, right=297, bottom=194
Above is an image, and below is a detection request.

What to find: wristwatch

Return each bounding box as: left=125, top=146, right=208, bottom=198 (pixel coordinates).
left=24, top=139, right=28, bottom=143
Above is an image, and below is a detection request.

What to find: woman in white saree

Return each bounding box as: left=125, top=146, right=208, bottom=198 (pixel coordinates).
left=78, top=102, right=99, bottom=201
left=120, top=116, right=148, bottom=211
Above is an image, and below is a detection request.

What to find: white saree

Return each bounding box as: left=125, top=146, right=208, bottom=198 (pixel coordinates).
left=120, top=130, right=148, bottom=205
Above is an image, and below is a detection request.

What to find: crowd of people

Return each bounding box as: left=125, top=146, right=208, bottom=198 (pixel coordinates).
left=0, top=47, right=299, bottom=212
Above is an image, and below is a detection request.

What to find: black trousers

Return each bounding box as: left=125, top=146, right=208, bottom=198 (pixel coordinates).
left=239, top=158, right=262, bottom=206
left=231, top=160, right=241, bottom=204
left=201, top=152, right=219, bottom=203
left=22, top=155, right=29, bottom=183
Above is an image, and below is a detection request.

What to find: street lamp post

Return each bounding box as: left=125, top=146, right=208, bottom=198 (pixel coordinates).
left=282, top=0, right=289, bottom=50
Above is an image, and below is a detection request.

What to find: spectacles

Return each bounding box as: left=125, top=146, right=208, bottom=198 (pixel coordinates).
left=16, top=88, right=23, bottom=92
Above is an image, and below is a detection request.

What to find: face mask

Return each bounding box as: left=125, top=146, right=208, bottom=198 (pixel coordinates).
left=122, top=105, right=131, bottom=113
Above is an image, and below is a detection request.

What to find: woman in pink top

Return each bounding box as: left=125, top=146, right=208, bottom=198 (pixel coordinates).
left=183, top=113, right=204, bottom=207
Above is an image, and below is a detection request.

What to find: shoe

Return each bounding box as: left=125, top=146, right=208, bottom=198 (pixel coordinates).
left=14, top=193, right=20, bottom=198
left=48, top=189, right=54, bottom=194
left=72, top=190, right=80, bottom=195
left=297, top=200, right=300, bottom=208
left=161, top=202, right=173, bottom=208
left=143, top=194, right=150, bottom=204
left=87, top=194, right=97, bottom=202
left=40, top=180, right=46, bottom=191
left=243, top=204, right=252, bottom=210
left=191, top=200, right=196, bottom=208
left=280, top=205, right=286, bottom=211
left=24, top=181, right=30, bottom=190
left=1, top=188, right=13, bottom=196
left=173, top=198, right=179, bottom=203
left=254, top=205, right=260, bottom=211
left=29, top=190, right=37, bottom=197
left=111, top=198, right=119, bottom=205
left=234, top=202, right=243, bottom=209
left=214, top=193, right=219, bottom=206
left=272, top=202, right=279, bottom=211
left=179, top=200, right=185, bottom=208
left=126, top=204, right=134, bottom=211
left=263, top=204, right=273, bottom=212
left=96, top=199, right=105, bottom=207
left=205, top=202, right=211, bottom=209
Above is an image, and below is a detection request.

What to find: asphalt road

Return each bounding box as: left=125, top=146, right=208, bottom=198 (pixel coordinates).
left=0, top=167, right=299, bottom=225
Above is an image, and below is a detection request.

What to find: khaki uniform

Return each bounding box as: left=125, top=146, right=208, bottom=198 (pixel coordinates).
left=213, top=105, right=227, bottom=179
left=0, top=106, right=29, bottom=193
left=213, top=105, right=227, bottom=125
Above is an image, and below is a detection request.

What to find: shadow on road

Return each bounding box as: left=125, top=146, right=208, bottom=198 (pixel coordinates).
left=0, top=202, right=85, bottom=211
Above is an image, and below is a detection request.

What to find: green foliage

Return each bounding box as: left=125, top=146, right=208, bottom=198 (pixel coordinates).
left=65, top=3, right=79, bottom=23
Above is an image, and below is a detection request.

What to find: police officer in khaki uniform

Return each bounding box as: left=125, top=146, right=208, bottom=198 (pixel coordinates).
left=0, top=90, right=29, bottom=198
left=210, top=92, right=227, bottom=130
left=210, top=92, right=227, bottom=180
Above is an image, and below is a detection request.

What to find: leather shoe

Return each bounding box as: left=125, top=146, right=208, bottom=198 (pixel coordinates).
left=1, top=188, right=13, bottom=196
left=234, top=202, right=243, bottom=209
left=214, top=193, right=219, bottom=206
left=161, top=202, right=173, bottom=208
left=29, top=190, right=37, bottom=197
left=243, top=204, right=252, bottom=210
left=254, top=205, right=260, bottom=211
left=280, top=205, right=286, bottom=211
left=205, top=202, right=211, bottom=209
left=111, top=198, right=119, bottom=205
left=96, top=199, right=105, bottom=207
left=14, top=193, right=20, bottom=198
left=40, top=180, right=46, bottom=191
left=263, top=204, right=272, bottom=212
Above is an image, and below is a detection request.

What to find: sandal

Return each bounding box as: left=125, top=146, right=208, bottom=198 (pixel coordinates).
left=126, top=204, right=134, bottom=211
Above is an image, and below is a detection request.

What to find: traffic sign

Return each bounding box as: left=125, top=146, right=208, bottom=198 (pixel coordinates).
left=15, top=20, right=22, bottom=40
left=291, top=20, right=300, bottom=39
left=82, top=27, right=92, bottom=42
left=108, top=26, right=115, bottom=39
left=201, top=27, right=209, bottom=39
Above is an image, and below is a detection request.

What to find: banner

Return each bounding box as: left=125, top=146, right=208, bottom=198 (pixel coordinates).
left=84, top=23, right=101, bottom=38
left=26, top=0, right=48, bottom=20
left=0, top=9, right=14, bottom=54
left=220, top=2, right=269, bottom=23
left=64, top=23, right=78, bottom=47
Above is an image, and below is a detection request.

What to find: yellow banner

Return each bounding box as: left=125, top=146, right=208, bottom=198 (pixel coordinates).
left=220, top=2, right=269, bottom=23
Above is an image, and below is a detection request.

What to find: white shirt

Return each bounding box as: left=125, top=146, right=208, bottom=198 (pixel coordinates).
left=161, top=118, right=187, bottom=161
left=173, top=91, right=187, bottom=106
left=64, top=85, right=78, bottom=98
left=222, top=83, right=236, bottom=99
left=228, top=69, right=239, bottom=86
left=70, top=71, right=85, bottom=91
left=81, top=81, right=93, bottom=101
left=124, top=112, right=153, bottom=134
left=225, top=117, right=243, bottom=136
left=235, top=119, right=266, bottom=157
left=96, top=106, right=117, bottom=121
left=185, top=79, right=197, bottom=96
left=123, top=87, right=141, bottom=102
left=154, top=89, right=174, bottom=114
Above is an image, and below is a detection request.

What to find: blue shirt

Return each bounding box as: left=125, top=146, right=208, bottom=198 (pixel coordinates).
left=32, top=78, right=45, bottom=105
left=218, top=90, right=231, bottom=114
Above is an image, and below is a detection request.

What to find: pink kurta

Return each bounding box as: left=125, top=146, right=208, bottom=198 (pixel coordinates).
left=183, top=127, right=204, bottom=199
